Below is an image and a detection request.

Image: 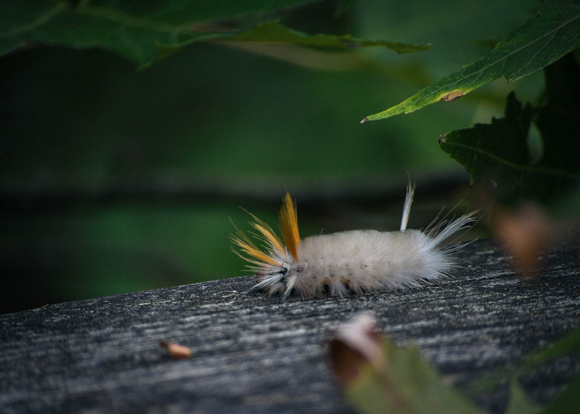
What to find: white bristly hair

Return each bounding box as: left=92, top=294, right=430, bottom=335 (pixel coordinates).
left=231, top=182, right=476, bottom=298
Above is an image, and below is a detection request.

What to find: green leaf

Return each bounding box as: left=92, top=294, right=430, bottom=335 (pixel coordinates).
left=524, top=327, right=580, bottom=414
left=530, top=328, right=580, bottom=367
left=222, top=20, right=430, bottom=53
left=439, top=91, right=579, bottom=205
left=362, top=0, right=580, bottom=122
left=0, top=0, right=313, bottom=66
left=328, top=313, right=483, bottom=414
left=440, top=52, right=580, bottom=206
left=346, top=339, right=484, bottom=414
left=0, top=0, right=428, bottom=68
left=543, top=372, right=580, bottom=414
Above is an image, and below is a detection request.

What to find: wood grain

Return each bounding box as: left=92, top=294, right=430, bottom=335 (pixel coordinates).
left=1, top=239, right=579, bottom=413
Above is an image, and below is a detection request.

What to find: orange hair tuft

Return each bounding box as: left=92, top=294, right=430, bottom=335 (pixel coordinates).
left=279, top=192, right=300, bottom=261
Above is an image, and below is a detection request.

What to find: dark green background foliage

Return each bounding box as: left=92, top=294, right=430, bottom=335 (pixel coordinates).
left=0, top=0, right=570, bottom=313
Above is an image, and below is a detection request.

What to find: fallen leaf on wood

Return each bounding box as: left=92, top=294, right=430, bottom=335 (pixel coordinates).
left=159, top=341, right=193, bottom=359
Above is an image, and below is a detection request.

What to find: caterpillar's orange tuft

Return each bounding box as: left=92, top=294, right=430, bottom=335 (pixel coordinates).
left=279, top=192, right=300, bottom=261
left=231, top=182, right=476, bottom=298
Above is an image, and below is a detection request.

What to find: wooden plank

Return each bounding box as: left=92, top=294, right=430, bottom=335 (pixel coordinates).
left=0, top=239, right=579, bottom=413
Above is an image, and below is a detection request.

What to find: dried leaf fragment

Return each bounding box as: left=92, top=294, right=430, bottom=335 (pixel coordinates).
left=328, top=312, right=385, bottom=389
left=159, top=341, right=193, bottom=359
left=493, top=203, right=555, bottom=275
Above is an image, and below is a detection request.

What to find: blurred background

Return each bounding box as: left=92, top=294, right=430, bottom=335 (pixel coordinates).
left=0, top=0, right=541, bottom=313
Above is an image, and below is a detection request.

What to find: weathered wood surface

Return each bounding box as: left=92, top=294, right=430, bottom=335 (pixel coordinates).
left=1, top=239, right=579, bottom=414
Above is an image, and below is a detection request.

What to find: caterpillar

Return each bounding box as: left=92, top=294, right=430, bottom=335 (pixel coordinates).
left=231, top=182, right=476, bottom=298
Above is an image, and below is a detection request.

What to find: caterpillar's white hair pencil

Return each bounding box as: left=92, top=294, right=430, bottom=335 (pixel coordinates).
left=231, top=182, right=476, bottom=298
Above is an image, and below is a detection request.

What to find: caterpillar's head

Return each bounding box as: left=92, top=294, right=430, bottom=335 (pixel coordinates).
left=231, top=193, right=301, bottom=297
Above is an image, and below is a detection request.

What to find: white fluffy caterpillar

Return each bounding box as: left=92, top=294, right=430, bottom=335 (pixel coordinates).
left=231, top=182, right=476, bottom=298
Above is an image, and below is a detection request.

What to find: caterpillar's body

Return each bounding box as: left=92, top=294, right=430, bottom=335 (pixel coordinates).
left=231, top=183, right=475, bottom=298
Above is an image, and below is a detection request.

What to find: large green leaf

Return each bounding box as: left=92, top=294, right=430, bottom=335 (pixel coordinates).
left=439, top=53, right=580, bottom=206
left=362, top=0, right=580, bottom=122
left=0, top=0, right=429, bottom=68
left=439, top=93, right=535, bottom=204
left=439, top=93, right=579, bottom=205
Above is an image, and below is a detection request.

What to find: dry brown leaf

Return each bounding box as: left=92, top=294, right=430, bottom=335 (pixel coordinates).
left=327, top=312, right=385, bottom=389
left=493, top=203, right=555, bottom=275
left=159, top=341, right=193, bottom=359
